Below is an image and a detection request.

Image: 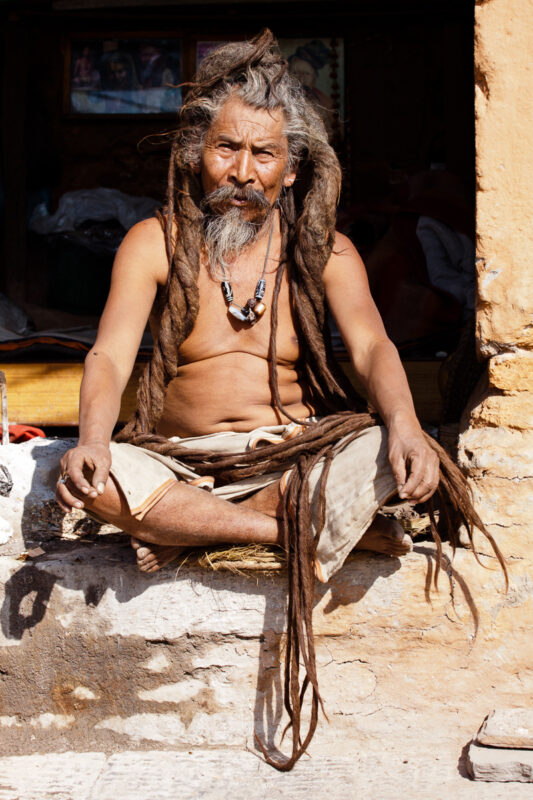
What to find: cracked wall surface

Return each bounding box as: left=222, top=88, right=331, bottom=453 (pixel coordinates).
left=459, top=0, right=533, bottom=549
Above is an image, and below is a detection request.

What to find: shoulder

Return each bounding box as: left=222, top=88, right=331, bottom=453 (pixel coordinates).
left=332, top=231, right=359, bottom=258
left=323, top=231, right=366, bottom=282
left=115, top=216, right=169, bottom=286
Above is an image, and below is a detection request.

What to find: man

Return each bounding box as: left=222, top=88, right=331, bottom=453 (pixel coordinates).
left=55, top=31, right=496, bottom=768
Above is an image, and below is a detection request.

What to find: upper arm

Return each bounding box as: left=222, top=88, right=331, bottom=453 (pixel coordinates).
left=89, top=217, right=169, bottom=384
left=323, top=232, right=391, bottom=374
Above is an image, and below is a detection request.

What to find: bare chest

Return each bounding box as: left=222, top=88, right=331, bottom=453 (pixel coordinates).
left=177, top=262, right=301, bottom=366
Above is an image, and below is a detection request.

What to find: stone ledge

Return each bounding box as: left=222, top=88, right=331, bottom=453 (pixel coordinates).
left=0, top=538, right=529, bottom=759
left=467, top=742, right=533, bottom=783
left=2, top=747, right=533, bottom=800
left=0, top=439, right=531, bottom=778
left=0, top=751, right=356, bottom=800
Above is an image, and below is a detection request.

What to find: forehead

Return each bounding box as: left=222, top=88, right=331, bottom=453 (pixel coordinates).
left=207, top=96, right=288, bottom=146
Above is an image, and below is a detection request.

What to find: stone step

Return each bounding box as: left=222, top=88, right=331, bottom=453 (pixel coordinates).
left=3, top=748, right=533, bottom=800
left=477, top=709, right=533, bottom=749
left=467, top=741, right=533, bottom=783
left=0, top=439, right=532, bottom=798
left=0, top=751, right=355, bottom=800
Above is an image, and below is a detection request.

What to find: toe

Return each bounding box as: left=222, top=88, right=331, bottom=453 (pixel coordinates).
left=136, top=546, right=151, bottom=561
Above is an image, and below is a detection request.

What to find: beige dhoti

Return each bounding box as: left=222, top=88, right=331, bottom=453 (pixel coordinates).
left=108, top=421, right=397, bottom=583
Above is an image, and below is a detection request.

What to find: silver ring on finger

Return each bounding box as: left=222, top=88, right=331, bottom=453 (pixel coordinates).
left=57, top=472, right=69, bottom=485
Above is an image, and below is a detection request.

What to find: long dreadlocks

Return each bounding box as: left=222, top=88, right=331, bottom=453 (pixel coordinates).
left=116, top=30, right=507, bottom=770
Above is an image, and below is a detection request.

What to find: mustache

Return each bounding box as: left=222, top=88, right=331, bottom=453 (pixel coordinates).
left=199, top=185, right=271, bottom=215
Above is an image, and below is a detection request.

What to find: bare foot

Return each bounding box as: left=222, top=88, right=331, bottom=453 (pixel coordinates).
left=355, top=514, right=413, bottom=556
left=131, top=537, right=184, bottom=573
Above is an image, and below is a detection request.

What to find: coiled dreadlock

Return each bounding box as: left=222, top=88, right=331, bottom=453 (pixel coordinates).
left=116, top=30, right=507, bottom=770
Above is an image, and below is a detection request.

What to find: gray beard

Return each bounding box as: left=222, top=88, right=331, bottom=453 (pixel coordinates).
left=203, top=208, right=273, bottom=276
left=200, top=185, right=274, bottom=276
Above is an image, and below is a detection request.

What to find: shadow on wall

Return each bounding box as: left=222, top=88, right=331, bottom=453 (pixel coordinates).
left=253, top=555, right=402, bottom=759
left=0, top=438, right=146, bottom=641
left=1, top=437, right=404, bottom=645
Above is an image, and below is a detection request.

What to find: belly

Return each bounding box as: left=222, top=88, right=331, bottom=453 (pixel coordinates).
left=156, top=352, right=315, bottom=438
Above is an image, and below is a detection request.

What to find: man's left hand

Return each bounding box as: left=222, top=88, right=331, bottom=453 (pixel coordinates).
left=387, top=419, right=440, bottom=504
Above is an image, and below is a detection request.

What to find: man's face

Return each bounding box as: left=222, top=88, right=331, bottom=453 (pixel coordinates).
left=110, top=60, right=128, bottom=88
left=289, top=57, right=316, bottom=89
left=200, top=96, right=296, bottom=223
left=141, top=45, right=159, bottom=66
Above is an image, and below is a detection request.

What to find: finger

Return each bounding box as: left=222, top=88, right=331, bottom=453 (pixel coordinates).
left=389, top=453, right=407, bottom=493
left=55, top=490, right=72, bottom=513
left=399, top=453, right=425, bottom=499
left=91, top=462, right=111, bottom=496
left=418, top=460, right=441, bottom=504
left=415, top=454, right=441, bottom=503
left=405, top=459, right=440, bottom=502
left=56, top=481, right=85, bottom=510
left=414, top=479, right=438, bottom=504
left=66, top=462, right=93, bottom=496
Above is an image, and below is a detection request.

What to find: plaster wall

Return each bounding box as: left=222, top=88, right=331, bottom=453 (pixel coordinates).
left=458, top=0, right=533, bottom=549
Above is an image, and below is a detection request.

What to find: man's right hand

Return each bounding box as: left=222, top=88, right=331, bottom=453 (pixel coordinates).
left=56, top=442, right=111, bottom=512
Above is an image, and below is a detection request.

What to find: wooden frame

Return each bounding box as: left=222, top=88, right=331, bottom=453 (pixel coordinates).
left=63, top=33, right=183, bottom=117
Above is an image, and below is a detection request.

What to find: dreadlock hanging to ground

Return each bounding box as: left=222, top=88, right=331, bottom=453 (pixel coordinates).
left=84, top=30, right=506, bottom=770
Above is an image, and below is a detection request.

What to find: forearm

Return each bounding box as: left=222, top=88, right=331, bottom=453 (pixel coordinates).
left=354, top=340, right=420, bottom=432
left=78, top=350, right=127, bottom=445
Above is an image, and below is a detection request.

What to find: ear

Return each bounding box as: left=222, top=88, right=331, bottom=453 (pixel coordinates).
left=283, top=170, right=296, bottom=188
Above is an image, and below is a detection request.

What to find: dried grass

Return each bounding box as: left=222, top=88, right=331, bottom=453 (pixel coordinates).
left=188, top=514, right=436, bottom=574
left=400, top=514, right=434, bottom=537
left=194, top=543, right=285, bottom=574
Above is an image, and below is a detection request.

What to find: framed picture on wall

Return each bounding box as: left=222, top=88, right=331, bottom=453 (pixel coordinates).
left=195, top=36, right=344, bottom=144
left=64, top=35, right=183, bottom=116
left=279, top=38, right=344, bottom=143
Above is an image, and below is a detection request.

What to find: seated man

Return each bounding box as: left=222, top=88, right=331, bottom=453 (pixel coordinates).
left=56, top=32, right=437, bottom=568
left=55, top=31, right=493, bottom=768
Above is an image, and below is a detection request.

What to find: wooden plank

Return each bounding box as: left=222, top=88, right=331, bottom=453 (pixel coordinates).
left=0, top=363, right=144, bottom=426
left=0, top=359, right=442, bottom=427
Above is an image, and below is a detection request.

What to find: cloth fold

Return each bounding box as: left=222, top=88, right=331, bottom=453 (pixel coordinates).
left=109, top=421, right=397, bottom=582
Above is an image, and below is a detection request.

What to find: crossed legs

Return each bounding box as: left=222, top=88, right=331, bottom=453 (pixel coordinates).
left=68, top=471, right=412, bottom=574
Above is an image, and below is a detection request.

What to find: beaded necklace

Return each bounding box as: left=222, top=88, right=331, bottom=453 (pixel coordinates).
left=219, top=220, right=274, bottom=325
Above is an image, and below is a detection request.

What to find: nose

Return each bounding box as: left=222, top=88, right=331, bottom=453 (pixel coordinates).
left=231, top=149, right=254, bottom=187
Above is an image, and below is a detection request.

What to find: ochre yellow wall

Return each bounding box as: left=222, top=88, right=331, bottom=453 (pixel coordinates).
left=459, top=0, right=533, bottom=553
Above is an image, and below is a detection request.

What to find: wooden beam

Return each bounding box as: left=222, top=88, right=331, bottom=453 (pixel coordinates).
left=0, top=362, right=144, bottom=426
left=0, top=359, right=443, bottom=427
